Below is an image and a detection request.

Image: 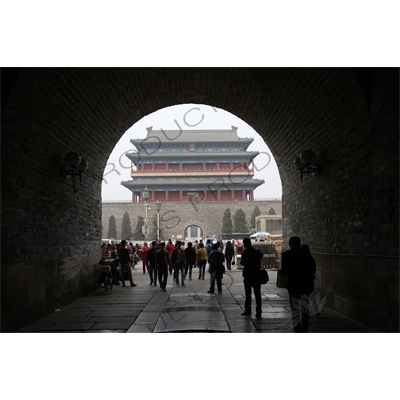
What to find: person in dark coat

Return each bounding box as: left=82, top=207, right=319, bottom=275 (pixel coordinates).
left=147, top=241, right=158, bottom=286
left=281, top=237, right=316, bottom=332
left=155, top=242, right=170, bottom=291
left=224, top=241, right=235, bottom=271
left=184, top=242, right=197, bottom=280
left=117, top=240, right=137, bottom=287
left=207, top=243, right=225, bottom=294
left=240, top=237, right=263, bottom=317
left=301, top=244, right=319, bottom=316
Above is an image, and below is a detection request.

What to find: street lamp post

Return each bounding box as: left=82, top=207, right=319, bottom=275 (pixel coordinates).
left=142, top=185, right=150, bottom=241
left=155, top=200, right=162, bottom=240
left=144, top=202, right=149, bottom=241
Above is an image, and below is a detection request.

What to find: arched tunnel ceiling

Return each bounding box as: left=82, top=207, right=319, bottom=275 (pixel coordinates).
left=5, top=67, right=367, bottom=188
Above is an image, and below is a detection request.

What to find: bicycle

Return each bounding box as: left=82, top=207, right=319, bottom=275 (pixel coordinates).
left=98, top=264, right=113, bottom=294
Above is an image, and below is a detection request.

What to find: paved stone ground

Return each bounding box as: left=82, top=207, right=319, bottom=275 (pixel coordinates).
left=16, top=263, right=375, bottom=333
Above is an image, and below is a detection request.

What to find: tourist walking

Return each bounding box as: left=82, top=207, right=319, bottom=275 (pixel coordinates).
left=156, top=242, right=170, bottom=291
left=207, top=243, right=225, bottom=294
left=140, top=242, right=149, bottom=274
left=171, top=241, right=186, bottom=286
left=205, top=239, right=213, bottom=256
left=165, top=239, right=175, bottom=275
left=184, top=242, right=197, bottom=280
left=196, top=242, right=207, bottom=280
left=224, top=241, right=234, bottom=271
left=282, top=237, right=316, bottom=332
left=117, top=240, right=137, bottom=287
left=147, top=241, right=158, bottom=286
left=240, top=237, right=263, bottom=317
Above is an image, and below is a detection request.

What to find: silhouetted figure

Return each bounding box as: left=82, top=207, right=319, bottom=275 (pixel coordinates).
left=240, top=237, right=263, bottom=317
left=281, top=237, right=316, bottom=332
left=171, top=241, right=186, bottom=286
left=207, top=243, right=225, bottom=294
left=184, top=242, right=196, bottom=280
left=301, top=244, right=319, bottom=316
left=117, top=240, right=137, bottom=287
left=147, top=241, right=158, bottom=286
left=224, top=241, right=234, bottom=271
left=165, top=239, right=175, bottom=275
left=156, top=242, right=170, bottom=291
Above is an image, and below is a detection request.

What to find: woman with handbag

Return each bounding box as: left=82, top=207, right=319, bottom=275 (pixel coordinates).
left=207, top=243, right=225, bottom=294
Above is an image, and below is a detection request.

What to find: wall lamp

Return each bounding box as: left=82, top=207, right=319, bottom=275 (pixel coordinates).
left=294, top=149, right=320, bottom=180
left=60, top=152, right=89, bottom=192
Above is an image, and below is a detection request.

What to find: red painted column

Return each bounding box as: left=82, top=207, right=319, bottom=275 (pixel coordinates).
left=166, top=190, right=169, bottom=201
left=152, top=163, right=155, bottom=171
left=231, top=190, right=235, bottom=200
left=179, top=191, right=183, bottom=201
left=151, top=191, right=155, bottom=202
left=242, top=190, right=245, bottom=200
left=204, top=190, right=208, bottom=201
left=217, top=190, right=221, bottom=201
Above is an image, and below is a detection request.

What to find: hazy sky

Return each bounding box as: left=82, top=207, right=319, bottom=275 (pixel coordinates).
left=101, top=104, right=282, bottom=201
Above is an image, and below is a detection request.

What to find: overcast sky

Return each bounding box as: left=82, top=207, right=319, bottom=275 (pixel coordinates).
left=101, top=104, right=282, bottom=201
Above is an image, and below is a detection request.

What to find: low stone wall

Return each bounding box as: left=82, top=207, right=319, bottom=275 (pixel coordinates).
left=102, top=200, right=282, bottom=241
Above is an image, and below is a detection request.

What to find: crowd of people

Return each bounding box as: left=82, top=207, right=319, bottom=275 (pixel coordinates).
left=101, top=235, right=318, bottom=330
left=100, top=238, right=243, bottom=292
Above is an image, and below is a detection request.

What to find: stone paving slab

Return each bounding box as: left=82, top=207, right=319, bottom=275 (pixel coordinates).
left=134, top=312, right=162, bottom=324
left=17, top=322, right=95, bottom=332
left=154, top=312, right=229, bottom=332
left=41, top=310, right=91, bottom=317
left=87, top=310, right=141, bottom=317
left=83, top=330, right=125, bottom=333
left=220, top=303, right=242, bottom=309
left=36, top=316, right=93, bottom=323
left=89, top=320, right=135, bottom=330
left=253, top=323, right=293, bottom=330
left=126, top=324, right=155, bottom=333
left=226, top=320, right=258, bottom=333
left=221, top=308, right=249, bottom=318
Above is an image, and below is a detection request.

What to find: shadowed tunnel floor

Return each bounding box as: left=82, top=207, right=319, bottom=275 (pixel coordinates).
left=16, top=265, right=375, bottom=333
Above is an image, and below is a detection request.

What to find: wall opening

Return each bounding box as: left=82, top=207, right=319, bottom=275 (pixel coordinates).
left=101, top=103, right=282, bottom=241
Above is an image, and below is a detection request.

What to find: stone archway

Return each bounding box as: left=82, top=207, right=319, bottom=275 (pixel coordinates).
left=183, top=223, right=204, bottom=243
left=1, top=68, right=398, bottom=332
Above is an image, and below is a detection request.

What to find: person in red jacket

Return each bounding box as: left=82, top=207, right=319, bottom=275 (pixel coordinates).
left=165, top=239, right=175, bottom=275
left=140, top=242, right=149, bottom=274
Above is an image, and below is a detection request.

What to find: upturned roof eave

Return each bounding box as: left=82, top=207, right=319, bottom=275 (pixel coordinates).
left=125, top=151, right=260, bottom=162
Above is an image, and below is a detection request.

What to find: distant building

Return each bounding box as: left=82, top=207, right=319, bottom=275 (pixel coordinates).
left=121, top=126, right=264, bottom=202
left=255, top=214, right=282, bottom=234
